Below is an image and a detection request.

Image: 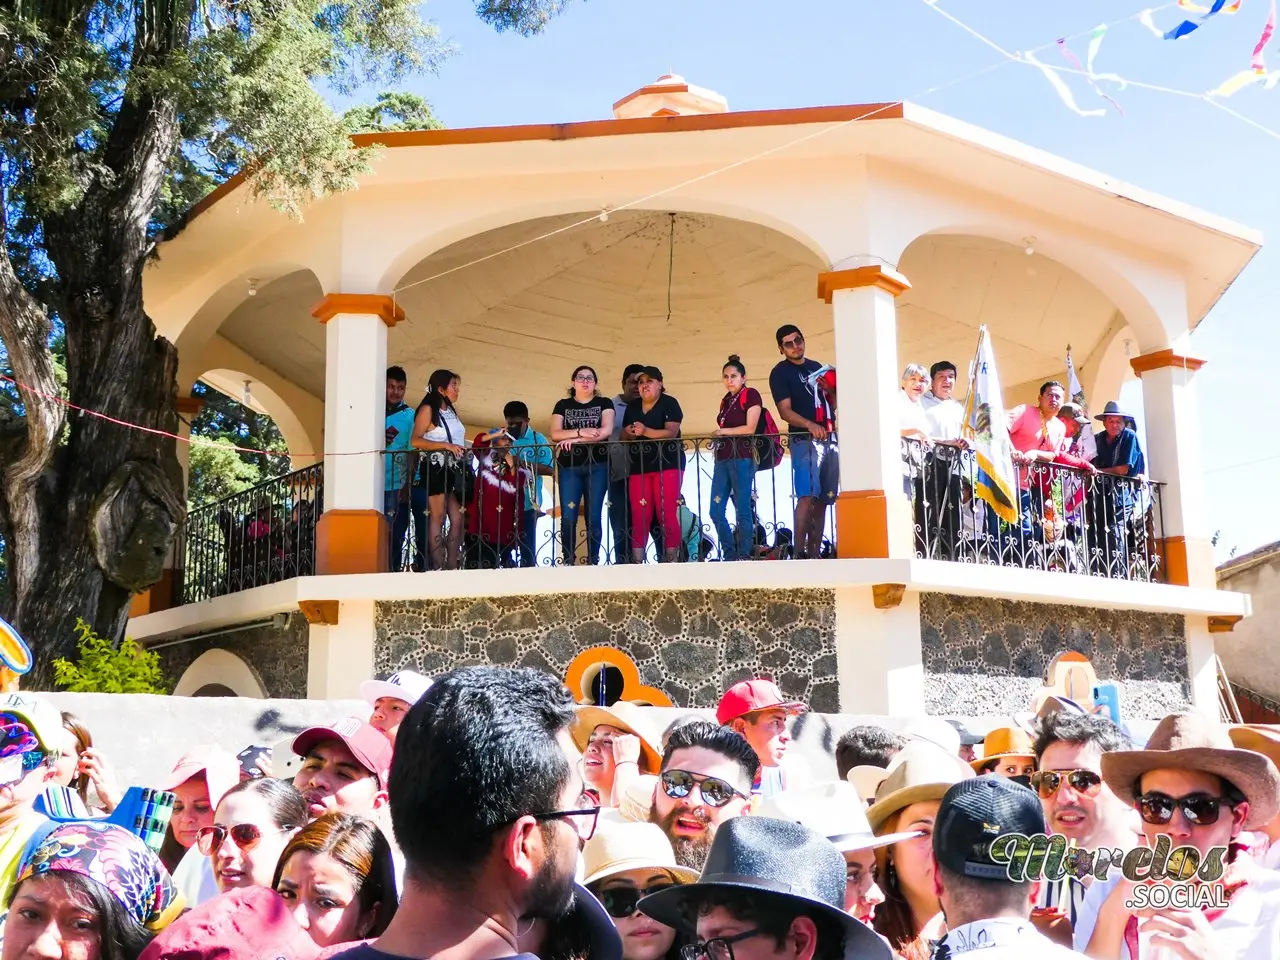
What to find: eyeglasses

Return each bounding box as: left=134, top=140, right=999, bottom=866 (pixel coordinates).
left=597, top=884, right=675, bottom=918
left=1137, top=792, right=1233, bottom=827
left=682, top=929, right=765, bottom=960
left=196, top=823, right=286, bottom=856
left=780, top=336, right=803, bottom=348
left=532, top=794, right=601, bottom=841
left=1030, top=769, right=1103, bottom=799
left=660, top=770, right=748, bottom=808
left=573, top=374, right=597, bottom=383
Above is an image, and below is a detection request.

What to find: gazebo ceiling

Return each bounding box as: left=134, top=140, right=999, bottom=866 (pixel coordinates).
left=209, top=212, right=1124, bottom=440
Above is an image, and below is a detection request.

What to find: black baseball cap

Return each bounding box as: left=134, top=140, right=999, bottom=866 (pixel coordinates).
left=933, top=776, right=1045, bottom=880
left=639, top=365, right=664, bottom=382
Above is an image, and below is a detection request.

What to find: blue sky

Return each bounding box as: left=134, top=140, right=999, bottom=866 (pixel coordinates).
left=336, top=0, right=1280, bottom=561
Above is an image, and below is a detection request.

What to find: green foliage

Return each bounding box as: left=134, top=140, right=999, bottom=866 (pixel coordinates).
left=343, top=92, right=444, bottom=133
left=475, top=0, right=580, bottom=35
left=186, top=381, right=290, bottom=508
left=52, top=620, right=168, bottom=695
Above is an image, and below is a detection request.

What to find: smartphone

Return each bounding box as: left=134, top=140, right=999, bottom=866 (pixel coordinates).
left=237, top=745, right=272, bottom=779
left=271, top=737, right=303, bottom=780
left=1092, top=683, right=1122, bottom=725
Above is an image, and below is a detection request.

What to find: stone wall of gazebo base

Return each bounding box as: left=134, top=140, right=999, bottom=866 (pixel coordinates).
left=920, top=594, right=1190, bottom=720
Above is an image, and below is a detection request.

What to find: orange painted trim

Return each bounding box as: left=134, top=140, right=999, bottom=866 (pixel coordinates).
left=1209, top=615, right=1243, bottom=634
left=299, top=600, right=340, bottom=625
left=128, top=590, right=152, bottom=619
left=175, top=396, right=205, bottom=417
left=1158, top=535, right=1216, bottom=589
left=315, top=510, right=389, bottom=576
left=835, top=489, right=890, bottom=559
left=613, top=81, right=691, bottom=111
left=183, top=103, right=906, bottom=224
left=650, top=108, right=681, bottom=117
left=1130, top=349, right=1206, bottom=376
left=818, top=266, right=911, bottom=303
left=564, top=646, right=673, bottom=707
left=311, top=294, right=405, bottom=328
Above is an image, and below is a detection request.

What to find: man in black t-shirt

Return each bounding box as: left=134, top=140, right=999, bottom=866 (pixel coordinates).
left=326, top=667, right=600, bottom=960
left=769, top=325, right=839, bottom=559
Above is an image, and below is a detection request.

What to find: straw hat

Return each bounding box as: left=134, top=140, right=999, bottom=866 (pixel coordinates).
left=582, top=820, right=700, bottom=887
left=1101, top=712, right=1280, bottom=830
left=1229, top=724, right=1280, bottom=767
left=572, top=702, right=663, bottom=774
left=617, top=774, right=659, bottom=823
left=972, top=725, right=1036, bottom=773
left=758, top=781, right=922, bottom=853
left=902, top=717, right=962, bottom=757
left=867, top=741, right=975, bottom=834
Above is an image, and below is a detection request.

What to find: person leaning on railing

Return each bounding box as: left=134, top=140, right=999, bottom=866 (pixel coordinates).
left=1085, top=401, right=1146, bottom=578
left=710, top=355, right=762, bottom=562
left=622, top=365, right=684, bottom=564
left=550, top=365, right=614, bottom=566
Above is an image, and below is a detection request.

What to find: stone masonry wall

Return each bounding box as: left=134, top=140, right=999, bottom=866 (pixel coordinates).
left=920, top=594, right=1189, bottom=719
left=155, top=611, right=309, bottom=699
left=374, top=590, right=839, bottom=711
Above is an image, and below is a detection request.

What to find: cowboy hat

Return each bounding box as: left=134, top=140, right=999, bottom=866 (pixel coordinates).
left=846, top=765, right=890, bottom=803
left=1093, top=400, right=1132, bottom=422
left=582, top=820, right=699, bottom=887
left=638, top=817, right=890, bottom=960
left=572, top=701, right=663, bottom=774
left=901, top=716, right=962, bottom=757
left=867, top=741, right=975, bottom=834
left=1101, top=712, right=1280, bottom=830
left=1229, top=724, right=1280, bottom=768
left=972, top=725, right=1036, bottom=773
left=758, top=781, right=922, bottom=853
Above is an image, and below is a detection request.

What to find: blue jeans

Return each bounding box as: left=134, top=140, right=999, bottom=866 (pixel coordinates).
left=559, top=462, right=608, bottom=564
left=385, top=490, right=408, bottom=571
left=710, top=458, right=755, bottom=560
left=608, top=477, right=632, bottom=563
left=517, top=508, right=539, bottom=568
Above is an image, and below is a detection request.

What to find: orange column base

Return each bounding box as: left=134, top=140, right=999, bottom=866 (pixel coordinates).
left=1159, top=535, right=1216, bottom=589
left=835, top=489, right=909, bottom=559
left=316, top=510, right=389, bottom=576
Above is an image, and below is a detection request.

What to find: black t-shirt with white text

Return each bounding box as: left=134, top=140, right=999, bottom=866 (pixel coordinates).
left=552, top=396, right=611, bottom=469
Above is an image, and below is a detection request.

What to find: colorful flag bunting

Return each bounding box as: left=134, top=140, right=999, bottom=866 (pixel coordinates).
left=1058, top=25, right=1125, bottom=113
left=1025, top=50, right=1106, bottom=117
left=1209, top=0, right=1277, bottom=95
left=963, top=327, right=1019, bottom=525
left=1141, top=0, right=1233, bottom=39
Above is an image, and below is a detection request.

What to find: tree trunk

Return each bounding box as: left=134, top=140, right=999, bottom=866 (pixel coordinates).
left=0, top=58, right=187, bottom=686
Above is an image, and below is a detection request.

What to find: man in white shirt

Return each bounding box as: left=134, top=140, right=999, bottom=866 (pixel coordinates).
left=1075, top=711, right=1280, bottom=959
left=930, top=776, right=1080, bottom=958
left=921, top=360, right=966, bottom=441
left=917, top=360, right=967, bottom=559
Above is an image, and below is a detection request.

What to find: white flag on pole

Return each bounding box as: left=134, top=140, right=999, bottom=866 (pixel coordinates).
left=1065, top=347, right=1097, bottom=460
left=962, top=326, right=1019, bottom=524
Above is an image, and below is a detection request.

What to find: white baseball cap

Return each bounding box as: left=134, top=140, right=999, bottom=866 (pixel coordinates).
left=359, top=670, right=432, bottom=709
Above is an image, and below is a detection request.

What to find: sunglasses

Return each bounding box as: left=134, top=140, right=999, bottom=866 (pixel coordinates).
left=660, top=770, right=747, bottom=808
left=781, top=336, right=804, bottom=348
left=597, top=883, right=675, bottom=918
left=1137, top=792, right=1234, bottom=827
left=196, top=823, right=284, bottom=856
left=1030, top=769, right=1103, bottom=799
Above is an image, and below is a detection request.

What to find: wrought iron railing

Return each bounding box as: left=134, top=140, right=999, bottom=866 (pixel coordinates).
left=1232, top=682, right=1280, bottom=725
left=175, top=465, right=323, bottom=604
left=384, top=433, right=837, bottom=570
left=901, top=437, right=1165, bottom=582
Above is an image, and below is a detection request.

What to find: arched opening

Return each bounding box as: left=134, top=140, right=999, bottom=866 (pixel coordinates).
left=174, top=648, right=268, bottom=698
left=897, top=234, right=1131, bottom=410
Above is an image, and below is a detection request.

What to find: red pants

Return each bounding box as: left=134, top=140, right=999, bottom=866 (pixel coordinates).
left=629, top=470, right=681, bottom=552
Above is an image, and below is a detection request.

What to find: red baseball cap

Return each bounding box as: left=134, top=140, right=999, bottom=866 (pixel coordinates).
left=292, top=717, right=392, bottom=788
left=715, top=679, right=807, bottom=725
left=138, top=886, right=320, bottom=960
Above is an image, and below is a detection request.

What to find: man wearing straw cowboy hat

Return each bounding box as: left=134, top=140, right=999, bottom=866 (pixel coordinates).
left=638, top=816, right=892, bottom=960
left=1229, top=725, right=1280, bottom=870
left=759, top=781, right=923, bottom=925
left=1075, top=712, right=1280, bottom=960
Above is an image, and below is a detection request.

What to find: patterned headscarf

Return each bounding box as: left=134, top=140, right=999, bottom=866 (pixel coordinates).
left=17, top=821, right=185, bottom=932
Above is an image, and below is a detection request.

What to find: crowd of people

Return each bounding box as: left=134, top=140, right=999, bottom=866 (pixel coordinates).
left=0, top=666, right=1277, bottom=959
left=378, top=328, right=1152, bottom=577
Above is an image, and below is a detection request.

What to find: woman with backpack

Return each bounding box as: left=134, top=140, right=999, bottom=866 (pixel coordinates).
left=711, top=355, right=762, bottom=560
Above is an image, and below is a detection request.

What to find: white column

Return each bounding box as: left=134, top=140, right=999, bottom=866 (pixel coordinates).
left=1136, top=353, right=1212, bottom=587
left=307, top=600, right=376, bottom=700
left=323, top=312, right=387, bottom=512
left=823, top=266, right=913, bottom=558
left=1184, top=616, right=1219, bottom=718
left=834, top=585, right=925, bottom=715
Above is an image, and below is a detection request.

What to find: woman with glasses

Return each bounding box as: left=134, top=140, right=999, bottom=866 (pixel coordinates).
left=272, top=812, right=398, bottom=948
left=200, top=777, right=306, bottom=894
left=550, top=365, right=614, bottom=565
left=584, top=822, right=697, bottom=960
